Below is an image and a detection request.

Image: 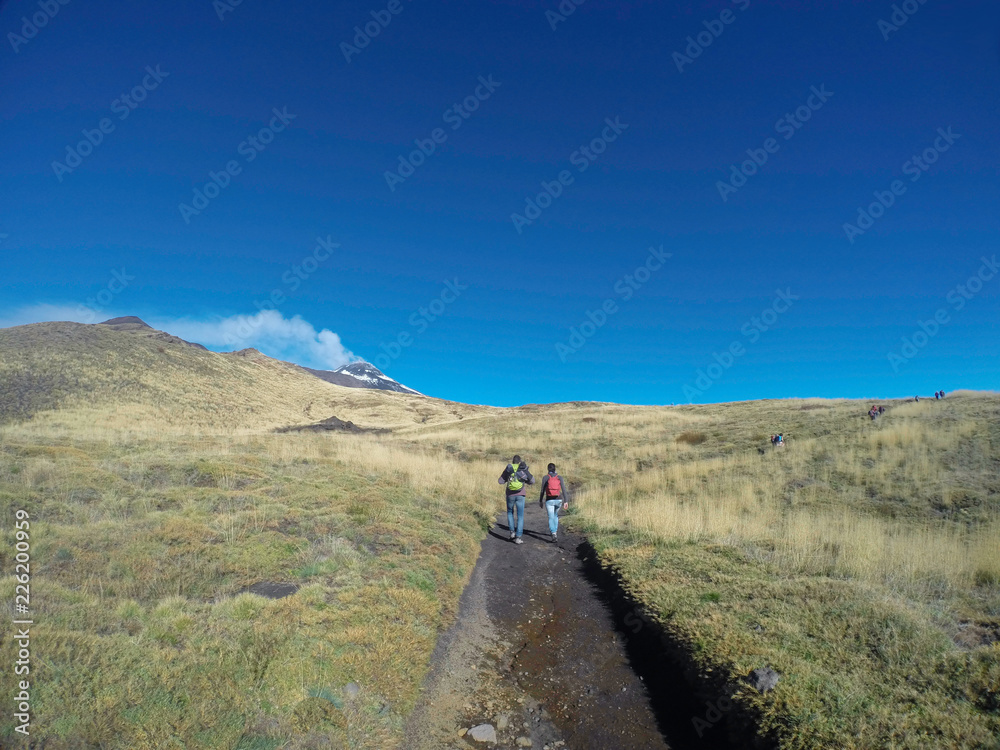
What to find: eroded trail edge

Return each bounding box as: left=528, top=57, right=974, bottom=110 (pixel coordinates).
left=404, top=502, right=757, bottom=750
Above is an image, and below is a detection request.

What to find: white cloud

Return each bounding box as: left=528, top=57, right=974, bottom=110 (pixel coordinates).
left=150, top=310, right=357, bottom=370
left=0, top=306, right=356, bottom=371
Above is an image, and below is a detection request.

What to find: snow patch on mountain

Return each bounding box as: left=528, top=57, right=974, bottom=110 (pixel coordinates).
left=304, top=361, right=421, bottom=395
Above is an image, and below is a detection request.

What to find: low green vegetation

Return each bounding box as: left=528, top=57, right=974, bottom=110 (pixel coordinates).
left=0, top=433, right=489, bottom=749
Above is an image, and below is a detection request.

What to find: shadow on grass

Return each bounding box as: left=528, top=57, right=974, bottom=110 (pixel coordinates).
left=576, top=539, right=777, bottom=750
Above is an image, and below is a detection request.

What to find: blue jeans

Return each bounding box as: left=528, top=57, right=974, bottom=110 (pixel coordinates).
left=545, top=499, right=562, bottom=534
left=506, top=494, right=525, bottom=537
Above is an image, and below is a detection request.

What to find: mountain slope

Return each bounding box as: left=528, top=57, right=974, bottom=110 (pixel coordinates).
left=99, top=315, right=210, bottom=350
left=97, top=316, right=417, bottom=394
left=304, top=362, right=421, bottom=395
left=0, top=321, right=489, bottom=430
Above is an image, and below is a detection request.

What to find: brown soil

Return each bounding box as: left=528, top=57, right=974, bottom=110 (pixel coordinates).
left=954, top=620, right=1000, bottom=649
left=275, top=415, right=388, bottom=434
left=239, top=581, right=300, bottom=599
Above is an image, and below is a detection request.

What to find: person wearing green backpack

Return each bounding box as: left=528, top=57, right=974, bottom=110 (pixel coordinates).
left=498, top=455, right=534, bottom=544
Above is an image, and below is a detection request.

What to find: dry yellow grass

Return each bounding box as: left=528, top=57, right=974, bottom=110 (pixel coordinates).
left=0, top=321, right=493, bottom=433
left=1, top=320, right=997, bottom=748
left=402, top=395, right=1000, bottom=593
left=401, top=392, right=1000, bottom=748
left=0, top=429, right=498, bottom=749
left=584, top=438, right=999, bottom=590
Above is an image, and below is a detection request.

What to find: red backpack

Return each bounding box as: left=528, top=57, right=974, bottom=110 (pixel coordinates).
left=546, top=475, right=562, bottom=498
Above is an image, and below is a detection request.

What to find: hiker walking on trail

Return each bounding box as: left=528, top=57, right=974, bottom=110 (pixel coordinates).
left=538, top=463, right=570, bottom=542
left=499, top=455, right=534, bottom=544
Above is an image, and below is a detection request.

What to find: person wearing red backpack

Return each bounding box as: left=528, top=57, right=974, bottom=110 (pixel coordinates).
left=538, top=463, right=570, bottom=542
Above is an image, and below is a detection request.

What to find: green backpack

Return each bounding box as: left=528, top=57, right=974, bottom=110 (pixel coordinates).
left=506, top=464, right=524, bottom=491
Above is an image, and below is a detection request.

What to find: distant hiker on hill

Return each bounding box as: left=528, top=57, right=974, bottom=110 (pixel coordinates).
left=499, top=455, right=534, bottom=544
left=935, top=391, right=940, bottom=400
left=538, top=463, right=570, bottom=542
left=940, top=390, right=946, bottom=399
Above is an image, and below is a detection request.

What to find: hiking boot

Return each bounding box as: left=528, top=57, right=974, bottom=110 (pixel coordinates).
left=551, top=533, right=557, bottom=542
left=509, top=532, right=516, bottom=541
left=514, top=537, right=523, bottom=545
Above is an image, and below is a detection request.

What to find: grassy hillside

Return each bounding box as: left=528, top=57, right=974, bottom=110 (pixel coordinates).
left=406, top=394, right=1000, bottom=748
left=0, top=428, right=502, bottom=749
left=1, top=323, right=997, bottom=748
left=0, top=321, right=498, bottom=748
left=0, top=322, right=491, bottom=432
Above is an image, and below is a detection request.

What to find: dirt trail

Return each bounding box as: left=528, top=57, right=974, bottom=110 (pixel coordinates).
left=404, top=501, right=738, bottom=750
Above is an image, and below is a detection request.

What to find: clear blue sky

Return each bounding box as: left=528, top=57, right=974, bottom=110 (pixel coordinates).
left=1, top=0, right=997, bottom=406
